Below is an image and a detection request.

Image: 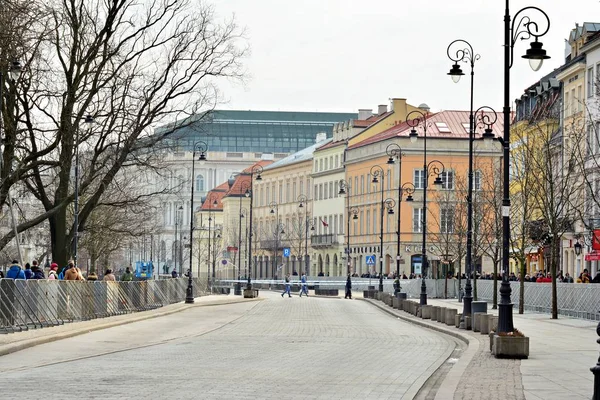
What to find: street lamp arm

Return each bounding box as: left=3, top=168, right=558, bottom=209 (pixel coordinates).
left=447, top=39, right=480, bottom=67
left=386, top=143, right=403, bottom=160
left=509, top=7, right=551, bottom=69
left=406, top=110, right=427, bottom=128
left=370, top=165, right=384, bottom=181
left=426, top=160, right=445, bottom=177
left=401, top=182, right=415, bottom=196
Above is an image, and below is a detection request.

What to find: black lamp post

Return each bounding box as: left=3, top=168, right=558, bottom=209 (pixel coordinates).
left=269, top=201, right=285, bottom=280
left=370, top=165, right=386, bottom=292
left=187, top=141, right=207, bottom=303
left=236, top=182, right=250, bottom=295
left=338, top=180, right=356, bottom=275
left=394, top=182, right=415, bottom=292
left=385, top=143, right=408, bottom=288
left=202, top=195, right=218, bottom=291
left=297, top=194, right=314, bottom=275
left=240, top=206, right=248, bottom=278
left=246, top=165, right=263, bottom=289
left=446, top=38, right=484, bottom=326
left=408, top=110, right=445, bottom=305
left=497, top=1, right=550, bottom=334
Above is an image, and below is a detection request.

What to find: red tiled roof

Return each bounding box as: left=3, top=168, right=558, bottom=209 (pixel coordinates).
left=316, top=139, right=346, bottom=151
left=241, top=159, right=273, bottom=173
left=349, top=110, right=505, bottom=149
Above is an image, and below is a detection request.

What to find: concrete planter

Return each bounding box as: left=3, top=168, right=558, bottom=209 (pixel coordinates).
left=492, top=334, right=529, bottom=359
left=396, top=292, right=408, bottom=300
left=421, top=305, right=432, bottom=319
left=471, top=301, right=487, bottom=318
left=464, top=315, right=472, bottom=330
left=445, top=308, right=457, bottom=326
left=488, top=316, right=498, bottom=333
left=480, top=314, right=491, bottom=334
left=393, top=297, right=400, bottom=309
left=243, top=289, right=259, bottom=298
left=473, top=312, right=485, bottom=332
left=431, top=306, right=439, bottom=321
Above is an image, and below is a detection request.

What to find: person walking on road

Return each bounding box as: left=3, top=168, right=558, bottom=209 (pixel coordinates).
left=281, top=274, right=292, bottom=298
left=299, top=273, right=308, bottom=297
left=24, top=263, right=33, bottom=279
left=345, top=274, right=352, bottom=299
left=103, top=269, right=116, bottom=281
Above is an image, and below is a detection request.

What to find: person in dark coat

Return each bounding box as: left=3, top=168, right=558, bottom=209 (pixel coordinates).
left=345, top=274, right=352, bottom=299
left=31, top=265, right=45, bottom=279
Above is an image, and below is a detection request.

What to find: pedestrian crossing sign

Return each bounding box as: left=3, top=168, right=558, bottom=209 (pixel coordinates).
left=366, top=255, right=376, bottom=266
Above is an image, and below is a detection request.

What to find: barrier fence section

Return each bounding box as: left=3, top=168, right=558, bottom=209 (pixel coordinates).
left=0, top=278, right=207, bottom=334
left=224, top=277, right=600, bottom=321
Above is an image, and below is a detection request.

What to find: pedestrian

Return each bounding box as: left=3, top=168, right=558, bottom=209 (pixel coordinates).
left=31, top=264, right=45, bottom=279
left=47, top=263, right=59, bottom=280
left=0, top=271, right=4, bottom=279
left=24, top=263, right=33, bottom=279
left=299, top=273, right=308, bottom=297
left=281, top=274, right=291, bottom=297
left=345, top=274, right=352, bottom=299
left=393, top=276, right=400, bottom=294
left=65, top=261, right=85, bottom=280
left=564, top=272, right=573, bottom=283
left=6, top=260, right=25, bottom=280
left=103, top=269, right=116, bottom=281
left=121, top=267, right=134, bottom=282
left=171, top=269, right=178, bottom=278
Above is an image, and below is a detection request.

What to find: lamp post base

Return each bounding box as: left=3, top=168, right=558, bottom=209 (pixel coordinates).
left=497, top=278, right=514, bottom=333
left=420, top=279, right=427, bottom=305
left=185, top=277, right=194, bottom=304
left=379, top=278, right=384, bottom=293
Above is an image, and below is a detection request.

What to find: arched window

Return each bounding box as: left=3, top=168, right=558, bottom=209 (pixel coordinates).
left=196, top=175, right=205, bottom=192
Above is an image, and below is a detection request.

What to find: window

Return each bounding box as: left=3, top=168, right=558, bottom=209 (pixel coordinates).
left=293, top=181, right=297, bottom=200
left=314, top=160, right=318, bottom=172
left=266, top=185, right=270, bottom=204
left=578, top=85, right=583, bottom=112
left=474, top=171, right=482, bottom=191
left=314, top=184, right=318, bottom=200
left=324, top=158, right=328, bottom=171
left=571, top=88, right=576, bottom=115
left=329, top=156, right=333, bottom=170
left=435, top=122, right=451, bottom=133
left=413, top=208, right=423, bottom=232
left=334, top=155, right=339, bottom=168
left=461, top=123, right=470, bottom=132
left=307, top=179, right=311, bottom=199
left=279, top=183, right=283, bottom=203
left=366, top=210, right=371, bottom=234
left=373, top=209, right=377, bottom=234
left=286, top=182, right=290, bottom=203
left=195, top=175, right=204, bottom=192
left=334, top=181, right=339, bottom=198
left=360, top=175, right=365, bottom=194
left=329, top=182, right=333, bottom=199
left=441, top=208, right=454, bottom=233
left=387, top=169, right=391, bottom=190
left=588, top=67, right=594, bottom=98
left=440, top=171, right=454, bottom=190
left=324, top=183, right=329, bottom=199
left=339, top=213, right=343, bottom=234
left=414, top=169, right=425, bottom=189
left=565, top=92, right=570, bottom=117
left=319, top=184, right=323, bottom=200
left=319, top=159, right=323, bottom=172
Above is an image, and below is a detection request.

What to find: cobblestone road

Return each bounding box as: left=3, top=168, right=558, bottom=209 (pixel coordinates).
left=0, top=292, right=454, bottom=399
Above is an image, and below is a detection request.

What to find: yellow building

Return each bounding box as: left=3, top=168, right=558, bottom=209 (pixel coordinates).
left=345, top=109, right=503, bottom=278
left=347, top=98, right=423, bottom=147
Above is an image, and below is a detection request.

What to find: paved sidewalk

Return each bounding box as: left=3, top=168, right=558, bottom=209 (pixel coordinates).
left=0, top=294, right=259, bottom=356
left=422, top=298, right=598, bottom=400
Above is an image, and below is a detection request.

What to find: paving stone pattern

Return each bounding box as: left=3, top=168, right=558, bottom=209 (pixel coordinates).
left=0, top=292, right=454, bottom=400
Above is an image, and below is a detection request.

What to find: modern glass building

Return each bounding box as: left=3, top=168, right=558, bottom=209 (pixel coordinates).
left=160, top=110, right=357, bottom=153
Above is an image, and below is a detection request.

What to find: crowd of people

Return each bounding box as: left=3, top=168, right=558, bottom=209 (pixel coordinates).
left=0, top=259, right=135, bottom=282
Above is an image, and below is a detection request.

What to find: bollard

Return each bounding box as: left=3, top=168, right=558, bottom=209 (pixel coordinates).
left=480, top=314, right=491, bottom=334
left=464, top=315, right=472, bottom=330
left=592, top=321, right=600, bottom=400
left=473, top=312, right=484, bottom=332
left=446, top=308, right=457, bottom=326
left=439, top=308, right=449, bottom=324
left=393, top=297, right=400, bottom=309
left=489, top=316, right=498, bottom=333
left=455, top=313, right=462, bottom=328
left=431, top=306, right=438, bottom=321
left=421, top=305, right=431, bottom=319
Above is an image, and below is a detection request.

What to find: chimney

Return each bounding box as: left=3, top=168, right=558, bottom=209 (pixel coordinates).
left=378, top=104, right=387, bottom=115
left=390, top=98, right=407, bottom=113
left=315, top=132, right=327, bottom=143
left=357, top=109, right=373, bottom=120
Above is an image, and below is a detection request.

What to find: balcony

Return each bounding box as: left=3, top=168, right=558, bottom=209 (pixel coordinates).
left=311, top=234, right=341, bottom=248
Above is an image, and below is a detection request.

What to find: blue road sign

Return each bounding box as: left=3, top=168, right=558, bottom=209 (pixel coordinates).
left=283, top=247, right=291, bottom=257
left=366, top=255, right=376, bottom=266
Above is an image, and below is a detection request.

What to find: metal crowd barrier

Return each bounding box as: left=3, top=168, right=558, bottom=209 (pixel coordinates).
left=0, top=278, right=208, bottom=334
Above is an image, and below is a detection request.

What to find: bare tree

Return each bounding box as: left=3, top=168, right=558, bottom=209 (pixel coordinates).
left=0, top=0, right=246, bottom=268
left=515, top=107, right=582, bottom=319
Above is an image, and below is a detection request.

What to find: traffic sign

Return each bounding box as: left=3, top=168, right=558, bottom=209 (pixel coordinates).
left=366, top=255, right=376, bottom=266
left=283, top=247, right=291, bottom=257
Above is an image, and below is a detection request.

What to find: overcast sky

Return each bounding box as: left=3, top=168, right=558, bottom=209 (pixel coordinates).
left=214, top=0, right=600, bottom=114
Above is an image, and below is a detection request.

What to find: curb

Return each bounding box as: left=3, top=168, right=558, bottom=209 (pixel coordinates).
left=0, top=296, right=261, bottom=357
left=361, top=299, right=480, bottom=400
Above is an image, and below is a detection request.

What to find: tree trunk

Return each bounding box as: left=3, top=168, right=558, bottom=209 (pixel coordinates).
left=519, top=259, right=526, bottom=314
left=551, top=236, right=558, bottom=319
left=49, top=209, right=69, bottom=270
left=492, top=260, right=498, bottom=309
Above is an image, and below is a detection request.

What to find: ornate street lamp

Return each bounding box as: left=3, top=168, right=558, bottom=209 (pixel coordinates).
left=408, top=110, right=445, bottom=305
left=187, top=141, right=207, bottom=303
left=246, top=165, right=262, bottom=289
